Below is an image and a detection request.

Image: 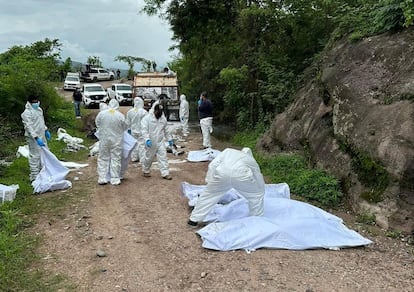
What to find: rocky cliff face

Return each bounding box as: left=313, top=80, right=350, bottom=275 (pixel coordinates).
left=258, top=28, right=414, bottom=233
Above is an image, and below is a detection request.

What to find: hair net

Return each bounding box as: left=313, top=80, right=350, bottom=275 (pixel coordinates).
left=109, top=99, right=119, bottom=110
left=134, top=97, right=144, bottom=109
left=99, top=102, right=108, bottom=111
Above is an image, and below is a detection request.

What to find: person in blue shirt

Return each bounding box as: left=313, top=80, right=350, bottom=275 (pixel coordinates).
left=198, top=91, right=213, bottom=149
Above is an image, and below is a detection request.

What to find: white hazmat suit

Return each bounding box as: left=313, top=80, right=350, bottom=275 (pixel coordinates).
left=95, top=99, right=127, bottom=185
left=179, top=94, right=189, bottom=136
left=21, top=101, right=49, bottom=181
left=126, top=97, right=148, bottom=162
left=189, top=147, right=265, bottom=223
left=141, top=105, right=173, bottom=178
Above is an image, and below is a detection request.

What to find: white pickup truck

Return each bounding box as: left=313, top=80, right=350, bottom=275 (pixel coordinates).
left=81, top=83, right=109, bottom=108
left=107, top=83, right=133, bottom=105
left=80, top=67, right=115, bottom=82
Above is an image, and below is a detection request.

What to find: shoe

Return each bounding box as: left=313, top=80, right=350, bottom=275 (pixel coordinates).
left=76, top=116, right=81, bottom=119
left=143, top=173, right=151, bottom=177
left=110, top=178, right=121, bottom=185
left=162, top=175, right=172, bottom=180
left=187, top=220, right=198, bottom=228
left=98, top=179, right=108, bottom=185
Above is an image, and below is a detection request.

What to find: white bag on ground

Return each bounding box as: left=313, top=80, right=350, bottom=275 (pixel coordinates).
left=0, top=184, right=19, bottom=204
left=32, top=147, right=72, bottom=193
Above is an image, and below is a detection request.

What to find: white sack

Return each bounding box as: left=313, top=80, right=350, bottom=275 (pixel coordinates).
left=187, top=148, right=221, bottom=162
left=16, top=145, right=88, bottom=169
left=56, top=128, right=87, bottom=152
left=0, top=184, right=19, bottom=203
left=181, top=182, right=372, bottom=251
left=32, top=147, right=72, bottom=193
left=106, top=131, right=137, bottom=180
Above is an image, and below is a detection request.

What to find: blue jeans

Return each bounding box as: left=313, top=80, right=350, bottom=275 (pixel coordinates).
left=74, top=101, right=81, bottom=117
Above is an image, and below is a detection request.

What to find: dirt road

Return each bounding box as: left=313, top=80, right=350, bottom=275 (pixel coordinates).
left=35, top=84, right=414, bottom=291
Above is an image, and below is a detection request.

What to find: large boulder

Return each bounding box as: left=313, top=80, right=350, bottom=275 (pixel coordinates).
left=258, top=28, right=414, bottom=233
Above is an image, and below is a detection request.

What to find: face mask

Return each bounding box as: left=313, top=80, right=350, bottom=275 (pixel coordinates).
left=31, top=102, right=40, bottom=110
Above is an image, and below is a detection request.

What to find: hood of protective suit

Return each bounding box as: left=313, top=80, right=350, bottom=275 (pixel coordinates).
left=241, top=147, right=253, bottom=157
left=180, top=94, right=186, bottom=102
left=133, top=97, right=144, bottom=109
left=109, top=99, right=119, bottom=110
left=99, top=102, right=108, bottom=111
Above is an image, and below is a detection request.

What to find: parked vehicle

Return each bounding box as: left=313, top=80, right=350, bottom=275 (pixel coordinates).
left=107, top=83, right=133, bottom=105
left=63, top=74, right=81, bottom=91
left=80, top=64, right=115, bottom=82
left=81, top=83, right=108, bottom=108
left=132, top=71, right=180, bottom=121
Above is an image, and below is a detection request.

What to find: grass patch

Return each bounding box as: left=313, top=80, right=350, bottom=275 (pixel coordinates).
left=0, top=100, right=92, bottom=291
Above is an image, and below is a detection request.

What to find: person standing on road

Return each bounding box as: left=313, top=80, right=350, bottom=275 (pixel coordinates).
left=21, top=94, right=51, bottom=182
left=198, top=91, right=213, bottom=149
left=188, top=147, right=265, bottom=227
left=95, top=99, right=127, bottom=185
left=179, top=94, right=190, bottom=137
left=126, top=97, right=148, bottom=162
left=116, top=69, right=121, bottom=80
left=72, top=88, right=82, bottom=119
left=141, top=104, right=174, bottom=180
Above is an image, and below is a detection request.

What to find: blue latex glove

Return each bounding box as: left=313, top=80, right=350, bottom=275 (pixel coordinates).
left=45, top=130, right=51, bottom=141
left=146, top=139, right=152, bottom=148
left=168, top=140, right=174, bottom=147
left=35, top=137, right=45, bottom=147
left=127, top=129, right=132, bottom=135
left=197, top=99, right=202, bottom=106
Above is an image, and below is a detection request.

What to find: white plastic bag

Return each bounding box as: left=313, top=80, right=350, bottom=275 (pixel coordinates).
left=0, top=184, right=19, bottom=203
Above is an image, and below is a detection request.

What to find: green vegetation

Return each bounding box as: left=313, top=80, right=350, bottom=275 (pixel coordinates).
left=339, top=141, right=389, bottom=203
left=356, top=211, right=376, bottom=225
left=233, top=132, right=342, bottom=208
left=0, top=39, right=92, bottom=290
left=143, top=0, right=414, bottom=130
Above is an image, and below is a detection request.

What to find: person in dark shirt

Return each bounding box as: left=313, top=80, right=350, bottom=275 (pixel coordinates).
left=198, top=91, right=213, bottom=149
left=73, top=88, right=83, bottom=118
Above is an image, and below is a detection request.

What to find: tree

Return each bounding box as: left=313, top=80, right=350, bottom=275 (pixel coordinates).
left=114, top=55, right=155, bottom=79
left=87, top=56, right=102, bottom=67
left=0, top=39, right=63, bottom=137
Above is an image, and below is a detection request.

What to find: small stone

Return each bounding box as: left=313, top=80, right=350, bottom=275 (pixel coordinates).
left=96, top=250, right=106, bottom=257
left=200, top=272, right=207, bottom=278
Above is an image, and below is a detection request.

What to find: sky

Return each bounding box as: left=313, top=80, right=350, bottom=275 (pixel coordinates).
left=0, top=0, right=177, bottom=70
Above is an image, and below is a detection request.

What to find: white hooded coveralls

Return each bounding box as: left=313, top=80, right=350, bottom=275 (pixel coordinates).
left=190, top=147, right=265, bottom=223
left=21, top=101, right=48, bottom=181
left=179, top=94, right=189, bottom=136
left=95, top=99, right=127, bottom=184
left=140, top=110, right=172, bottom=177
left=126, top=98, right=148, bottom=162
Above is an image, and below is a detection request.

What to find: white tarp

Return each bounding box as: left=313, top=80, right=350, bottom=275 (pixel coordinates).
left=32, top=147, right=72, bottom=193
left=181, top=182, right=372, bottom=251
left=16, top=145, right=88, bottom=169
left=187, top=148, right=221, bottom=162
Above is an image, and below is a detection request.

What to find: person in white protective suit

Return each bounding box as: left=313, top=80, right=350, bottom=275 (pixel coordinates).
left=21, top=94, right=52, bottom=181
left=141, top=104, right=174, bottom=180
left=188, top=147, right=265, bottom=227
left=126, top=97, right=148, bottom=162
left=179, top=94, right=190, bottom=137
left=95, top=99, right=127, bottom=185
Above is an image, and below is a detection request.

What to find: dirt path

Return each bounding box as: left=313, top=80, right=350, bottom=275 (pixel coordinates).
left=34, top=86, right=414, bottom=291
